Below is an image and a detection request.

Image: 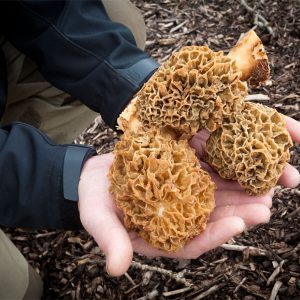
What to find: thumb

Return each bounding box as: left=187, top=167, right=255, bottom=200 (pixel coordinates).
left=78, top=153, right=133, bottom=276
left=83, top=207, right=133, bottom=277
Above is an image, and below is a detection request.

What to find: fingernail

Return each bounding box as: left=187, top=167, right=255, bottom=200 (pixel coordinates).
left=263, top=208, right=271, bottom=224
left=105, top=264, right=111, bottom=277
left=240, top=220, right=246, bottom=233
left=297, top=173, right=300, bottom=186
left=291, top=168, right=300, bottom=187
left=105, top=258, right=111, bottom=277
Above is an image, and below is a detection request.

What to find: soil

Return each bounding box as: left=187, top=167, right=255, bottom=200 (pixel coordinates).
left=3, top=1, right=300, bottom=299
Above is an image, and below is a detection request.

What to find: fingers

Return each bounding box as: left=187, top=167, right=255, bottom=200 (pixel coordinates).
left=131, top=216, right=245, bottom=259
left=178, top=216, right=245, bottom=258
left=280, top=116, right=300, bottom=188
left=278, top=163, right=300, bottom=188
left=199, top=160, right=215, bottom=173
left=82, top=204, right=133, bottom=277
left=209, top=203, right=271, bottom=226
left=285, top=116, right=300, bottom=142
left=215, top=190, right=273, bottom=208
left=209, top=173, right=244, bottom=191
left=199, top=161, right=244, bottom=191
left=189, top=130, right=210, bottom=157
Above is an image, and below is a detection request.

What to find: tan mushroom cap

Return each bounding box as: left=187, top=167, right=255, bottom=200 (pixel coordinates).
left=136, top=46, right=247, bottom=135
left=205, top=102, right=292, bottom=195
left=109, top=129, right=215, bottom=252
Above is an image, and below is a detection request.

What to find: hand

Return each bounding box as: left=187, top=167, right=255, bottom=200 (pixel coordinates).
left=78, top=116, right=300, bottom=277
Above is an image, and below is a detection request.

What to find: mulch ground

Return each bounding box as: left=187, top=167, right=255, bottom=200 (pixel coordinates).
left=3, top=1, right=300, bottom=299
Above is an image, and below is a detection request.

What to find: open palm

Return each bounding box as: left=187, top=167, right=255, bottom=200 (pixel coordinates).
left=78, top=116, right=300, bottom=276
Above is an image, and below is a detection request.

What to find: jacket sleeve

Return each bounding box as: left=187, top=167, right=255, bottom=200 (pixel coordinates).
left=0, top=122, right=96, bottom=230
left=0, top=0, right=159, bottom=128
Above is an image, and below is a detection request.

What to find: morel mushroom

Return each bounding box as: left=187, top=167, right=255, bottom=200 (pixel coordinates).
left=136, top=45, right=247, bottom=135
left=109, top=129, right=215, bottom=252
left=109, top=30, right=291, bottom=252
left=205, top=102, right=292, bottom=195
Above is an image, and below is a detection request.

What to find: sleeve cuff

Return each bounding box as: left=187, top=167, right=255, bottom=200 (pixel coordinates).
left=116, top=57, right=160, bottom=88
left=99, top=57, right=159, bottom=129
left=63, top=145, right=97, bottom=201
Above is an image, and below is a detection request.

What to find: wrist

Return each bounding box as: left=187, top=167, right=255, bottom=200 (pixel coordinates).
left=77, top=152, right=114, bottom=215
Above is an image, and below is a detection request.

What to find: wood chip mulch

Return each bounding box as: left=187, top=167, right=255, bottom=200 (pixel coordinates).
left=2, top=1, right=300, bottom=299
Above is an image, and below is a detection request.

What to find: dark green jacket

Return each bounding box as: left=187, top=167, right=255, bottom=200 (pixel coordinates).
left=0, top=0, right=158, bottom=229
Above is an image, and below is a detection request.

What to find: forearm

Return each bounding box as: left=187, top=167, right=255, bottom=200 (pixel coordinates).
left=0, top=122, right=95, bottom=230
left=0, top=0, right=159, bottom=128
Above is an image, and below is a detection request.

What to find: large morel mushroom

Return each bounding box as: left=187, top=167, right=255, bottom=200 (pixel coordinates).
left=109, top=129, right=215, bottom=252
left=137, top=45, right=247, bottom=135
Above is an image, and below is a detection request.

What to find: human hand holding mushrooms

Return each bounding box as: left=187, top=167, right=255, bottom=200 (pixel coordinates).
left=78, top=31, right=300, bottom=277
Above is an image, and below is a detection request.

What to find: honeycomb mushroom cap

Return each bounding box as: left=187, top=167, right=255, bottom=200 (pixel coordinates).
left=136, top=46, right=248, bottom=136
left=109, top=129, right=215, bottom=252
left=205, top=102, right=292, bottom=195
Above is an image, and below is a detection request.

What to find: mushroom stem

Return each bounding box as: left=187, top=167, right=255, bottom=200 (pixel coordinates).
left=117, top=96, right=142, bottom=132
left=228, top=30, right=270, bottom=86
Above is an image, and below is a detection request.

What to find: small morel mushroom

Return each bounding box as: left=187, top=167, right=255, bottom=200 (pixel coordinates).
left=205, top=102, right=292, bottom=195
